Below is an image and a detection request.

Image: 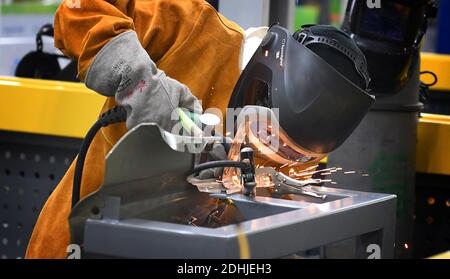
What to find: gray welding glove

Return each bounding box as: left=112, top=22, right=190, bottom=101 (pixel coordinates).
left=85, top=31, right=202, bottom=131
left=198, top=138, right=231, bottom=180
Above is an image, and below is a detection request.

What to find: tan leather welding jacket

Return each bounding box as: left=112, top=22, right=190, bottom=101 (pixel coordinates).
left=26, top=0, right=245, bottom=259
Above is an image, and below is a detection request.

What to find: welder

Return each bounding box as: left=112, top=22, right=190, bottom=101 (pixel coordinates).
left=26, top=0, right=371, bottom=258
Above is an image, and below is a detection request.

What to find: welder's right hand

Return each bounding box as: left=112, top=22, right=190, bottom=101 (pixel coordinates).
left=197, top=137, right=232, bottom=180
left=85, top=31, right=202, bottom=131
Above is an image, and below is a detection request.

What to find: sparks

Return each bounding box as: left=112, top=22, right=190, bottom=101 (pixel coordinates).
left=279, top=162, right=290, bottom=169
left=307, top=165, right=319, bottom=170
left=320, top=179, right=333, bottom=183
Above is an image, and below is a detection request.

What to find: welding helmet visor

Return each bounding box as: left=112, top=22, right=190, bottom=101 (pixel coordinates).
left=342, top=0, right=437, bottom=95
left=228, top=25, right=375, bottom=161
left=226, top=106, right=325, bottom=166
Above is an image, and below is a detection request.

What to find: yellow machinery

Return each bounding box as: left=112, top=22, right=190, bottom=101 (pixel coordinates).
left=417, top=53, right=450, bottom=176
left=417, top=113, right=450, bottom=176
left=0, top=76, right=105, bottom=139
left=428, top=251, right=450, bottom=259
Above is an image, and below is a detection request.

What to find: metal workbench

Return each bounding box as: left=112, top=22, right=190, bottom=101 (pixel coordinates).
left=82, top=190, right=396, bottom=259
left=68, top=123, right=397, bottom=259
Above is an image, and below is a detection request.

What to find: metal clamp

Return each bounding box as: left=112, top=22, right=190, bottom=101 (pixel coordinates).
left=256, top=167, right=327, bottom=200
left=240, top=147, right=257, bottom=196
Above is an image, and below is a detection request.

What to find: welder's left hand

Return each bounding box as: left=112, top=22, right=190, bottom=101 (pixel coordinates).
left=85, top=31, right=202, bottom=132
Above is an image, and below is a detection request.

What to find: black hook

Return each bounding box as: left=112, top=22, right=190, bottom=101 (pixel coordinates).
left=36, top=24, right=54, bottom=52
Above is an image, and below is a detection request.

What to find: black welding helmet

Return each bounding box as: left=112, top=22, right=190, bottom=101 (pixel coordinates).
left=227, top=24, right=374, bottom=163
left=342, top=0, right=437, bottom=95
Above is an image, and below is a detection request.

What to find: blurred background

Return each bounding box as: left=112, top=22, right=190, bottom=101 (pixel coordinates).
left=1, top=0, right=449, bottom=76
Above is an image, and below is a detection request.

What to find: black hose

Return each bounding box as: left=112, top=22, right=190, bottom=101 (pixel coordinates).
left=189, top=160, right=248, bottom=176
left=72, top=121, right=101, bottom=208
left=419, top=71, right=439, bottom=104
left=72, top=107, right=242, bottom=207
left=72, top=106, right=127, bottom=208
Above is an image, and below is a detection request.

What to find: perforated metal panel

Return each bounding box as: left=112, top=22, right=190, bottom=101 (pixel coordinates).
left=414, top=173, right=450, bottom=258
left=0, top=131, right=80, bottom=259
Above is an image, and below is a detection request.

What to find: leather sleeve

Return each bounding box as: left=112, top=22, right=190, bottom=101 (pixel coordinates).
left=54, top=0, right=136, bottom=80
left=54, top=0, right=207, bottom=81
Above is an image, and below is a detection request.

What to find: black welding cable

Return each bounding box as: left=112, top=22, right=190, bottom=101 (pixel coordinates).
left=420, top=71, right=438, bottom=87
left=189, top=160, right=247, bottom=176
left=73, top=108, right=242, bottom=207
left=72, top=106, right=127, bottom=208
left=419, top=71, right=438, bottom=103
